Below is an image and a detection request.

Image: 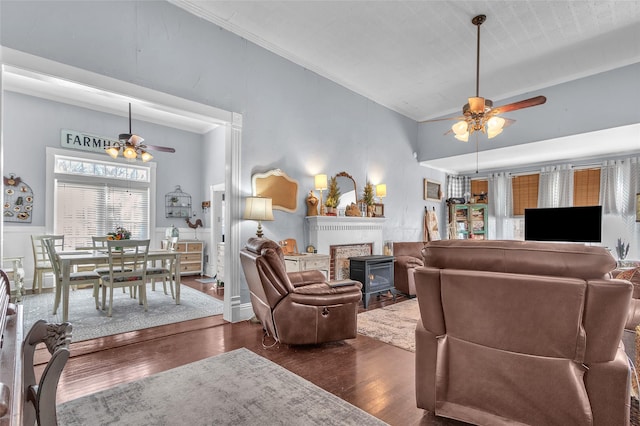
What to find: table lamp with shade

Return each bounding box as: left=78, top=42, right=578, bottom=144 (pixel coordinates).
left=243, top=196, right=274, bottom=238
left=376, top=183, right=387, bottom=203
left=314, top=174, right=328, bottom=216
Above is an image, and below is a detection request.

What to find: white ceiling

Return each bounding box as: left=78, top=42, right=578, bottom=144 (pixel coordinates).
left=171, top=0, right=640, bottom=121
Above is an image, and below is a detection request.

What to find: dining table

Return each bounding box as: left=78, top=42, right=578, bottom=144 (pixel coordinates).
left=57, top=249, right=182, bottom=322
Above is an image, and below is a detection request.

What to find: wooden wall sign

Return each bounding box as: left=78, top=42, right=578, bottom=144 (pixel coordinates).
left=252, top=169, right=299, bottom=213
left=424, top=179, right=442, bottom=202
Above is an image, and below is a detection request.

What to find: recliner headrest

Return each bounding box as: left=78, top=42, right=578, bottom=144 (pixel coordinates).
left=245, top=237, right=281, bottom=255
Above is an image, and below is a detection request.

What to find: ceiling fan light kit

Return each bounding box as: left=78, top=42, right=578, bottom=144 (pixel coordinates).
left=426, top=14, right=546, bottom=144
left=106, top=103, right=175, bottom=162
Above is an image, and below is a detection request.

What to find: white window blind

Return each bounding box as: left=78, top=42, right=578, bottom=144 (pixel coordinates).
left=53, top=155, right=150, bottom=249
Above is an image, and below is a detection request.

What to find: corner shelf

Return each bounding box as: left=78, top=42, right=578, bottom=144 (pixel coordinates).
left=165, top=185, right=192, bottom=219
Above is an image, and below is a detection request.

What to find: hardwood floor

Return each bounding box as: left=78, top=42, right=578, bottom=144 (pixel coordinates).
left=47, top=276, right=462, bottom=425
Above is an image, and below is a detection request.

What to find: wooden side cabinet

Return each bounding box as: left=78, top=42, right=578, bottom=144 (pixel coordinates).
left=284, top=253, right=330, bottom=279
left=163, top=239, right=204, bottom=275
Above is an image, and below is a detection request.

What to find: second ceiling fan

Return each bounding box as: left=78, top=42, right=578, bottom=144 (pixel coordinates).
left=107, top=103, right=176, bottom=162
left=422, top=14, right=547, bottom=142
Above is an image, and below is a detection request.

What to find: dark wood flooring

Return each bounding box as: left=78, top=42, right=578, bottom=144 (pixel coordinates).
left=43, top=277, right=463, bottom=425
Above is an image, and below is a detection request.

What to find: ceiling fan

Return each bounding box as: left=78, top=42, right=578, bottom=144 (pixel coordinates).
left=422, top=14, right=547, bottom=142
left=106, top=103, right=176, bottom=162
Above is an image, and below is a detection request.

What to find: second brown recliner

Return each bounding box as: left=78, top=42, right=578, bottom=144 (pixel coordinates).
left=240, top=237, right=362, bottom=345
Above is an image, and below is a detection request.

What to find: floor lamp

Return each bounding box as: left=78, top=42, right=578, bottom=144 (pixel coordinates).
left=243, top=196, right=274, bottom=238
left=315, top=174, right=327, bottom=216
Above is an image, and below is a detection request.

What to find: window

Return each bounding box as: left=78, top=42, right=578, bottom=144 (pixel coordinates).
left=512, top=174, right=539, bottom=216
left=573, top=168, right=601, bottom=206
left=471, top=179, right=488, bottom=203
left=53, top=154, right=151, bottom=249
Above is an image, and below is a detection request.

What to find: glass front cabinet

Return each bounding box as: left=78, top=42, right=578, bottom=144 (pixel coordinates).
left=448, top=203, right=488, bottom=240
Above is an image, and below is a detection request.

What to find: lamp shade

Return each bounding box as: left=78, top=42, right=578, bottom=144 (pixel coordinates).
left=243, top=197, right=274, bottom=221
left=314, top=174, right=328, bottom=191
left=123, top=145, right=137, bottom=160
left=375, top=184, right=387, bottom=198
left=105, top=146, right=120, bottom=159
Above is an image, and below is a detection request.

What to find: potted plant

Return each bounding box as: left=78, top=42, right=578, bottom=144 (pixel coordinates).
left=362, top=181, right=375, bottom=217
left=325, top=176, right=340, bottom=215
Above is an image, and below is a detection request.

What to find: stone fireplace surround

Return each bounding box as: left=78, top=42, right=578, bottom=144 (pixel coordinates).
left=305, top=216, right=385, bottom=280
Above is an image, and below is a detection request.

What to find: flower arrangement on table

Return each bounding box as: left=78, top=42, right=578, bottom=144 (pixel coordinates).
left=107, top=226, right=131, bottom=241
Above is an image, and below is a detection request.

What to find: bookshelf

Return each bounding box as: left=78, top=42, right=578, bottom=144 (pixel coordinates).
left=448, top=203, right=488, bottom=240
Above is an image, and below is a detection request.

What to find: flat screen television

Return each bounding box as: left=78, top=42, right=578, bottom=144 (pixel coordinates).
left=524, top=205, right=602, bottom=243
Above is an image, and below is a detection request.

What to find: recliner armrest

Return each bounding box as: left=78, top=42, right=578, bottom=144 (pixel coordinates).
left=287, top=270, right=327, bottom=287
left=395, top=255, right=424, bottom=269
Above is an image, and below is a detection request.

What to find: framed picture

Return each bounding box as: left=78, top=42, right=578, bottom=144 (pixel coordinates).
left=373, top=203, right=384, bottom=217
left=424, top=179, right=442, bottom=202
left=636, top=193, right=640, bottom=222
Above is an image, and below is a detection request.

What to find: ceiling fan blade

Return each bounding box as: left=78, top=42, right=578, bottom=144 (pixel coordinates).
left=491, top=96, right=546, bottom=115
left=419, top=116, right=465, bottom=124
left=143, top=144, right=176, bottom=153
left=502, top=118, right=516, bottom=128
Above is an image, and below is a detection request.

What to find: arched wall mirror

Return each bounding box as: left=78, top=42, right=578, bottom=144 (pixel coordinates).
left=335, top=172, right=357, bottom=209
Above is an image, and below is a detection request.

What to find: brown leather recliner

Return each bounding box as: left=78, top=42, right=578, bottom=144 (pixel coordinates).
left=414, top=239, right=632, bottom=426
left=392, top=241, right=426, bottom=297
left=240, top=237, right=362, bottom=345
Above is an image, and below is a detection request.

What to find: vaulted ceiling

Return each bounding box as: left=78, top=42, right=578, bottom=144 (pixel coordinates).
left=171, top=1, right=640, bottom=122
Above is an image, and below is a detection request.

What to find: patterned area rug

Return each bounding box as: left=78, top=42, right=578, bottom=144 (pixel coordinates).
left=21, top=285, right=224, bottom=342
left=58, top=347, right=388, bottom=426
left=357, top=299, right=419, bottom=352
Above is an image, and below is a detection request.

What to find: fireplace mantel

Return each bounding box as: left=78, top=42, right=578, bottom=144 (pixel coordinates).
left=305, top=216, right=385, bottom=255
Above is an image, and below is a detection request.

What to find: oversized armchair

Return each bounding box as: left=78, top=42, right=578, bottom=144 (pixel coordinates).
left=414, top=239, right=632, bottom=425
left=240, top=237, right=362, bottom=345
left=392, top=241, right=426, bottom=297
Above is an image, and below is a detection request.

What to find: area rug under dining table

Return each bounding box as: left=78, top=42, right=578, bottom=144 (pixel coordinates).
left=57, top=347, right=388, bottom=426
left=21, top=285, right=224, bottom=342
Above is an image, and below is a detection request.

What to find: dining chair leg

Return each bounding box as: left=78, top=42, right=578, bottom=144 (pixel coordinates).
left=93, top=283, right=100, bottom=309
left=32, top=267, right=38, bottom=292
left=140, top=284, right=148, bottom=311
left=169, top=278, right=175, bottom=299
left=52, top=282, right=62, bottom=315
left=108, top=286, right=114, bottom=317
left=102, top=285, right=107, bottom=311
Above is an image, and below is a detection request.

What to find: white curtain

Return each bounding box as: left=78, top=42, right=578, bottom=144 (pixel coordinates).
left=538, top=164, right=573, bottom=208
left=600, top=160, right=621, bottom=214
left=600, top=157, right=639, bottom=259
left=446, top=175, right=470, bottom=199
left=488, top=172, right=514, bottom=240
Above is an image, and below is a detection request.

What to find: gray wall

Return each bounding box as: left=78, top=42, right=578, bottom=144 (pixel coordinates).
left=2, top=91, right=207, bottom=228
left=0, top=1, right=443, bottom=251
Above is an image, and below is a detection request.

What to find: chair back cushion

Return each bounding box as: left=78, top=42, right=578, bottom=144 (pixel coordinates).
left=393, top=241, right=426, bottom=258
left=422, top=239, right=615, bottom=280
left=240, top=238, right=292, bottom=338
left=414, top=239, right=632, bottom=425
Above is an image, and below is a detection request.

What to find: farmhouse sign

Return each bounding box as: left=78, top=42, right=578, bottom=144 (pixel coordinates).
left=60, top=129, right=119, bottom=154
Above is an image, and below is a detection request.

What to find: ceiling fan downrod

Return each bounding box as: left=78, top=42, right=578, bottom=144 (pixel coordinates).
left=472, top=14, right=486, bottom=98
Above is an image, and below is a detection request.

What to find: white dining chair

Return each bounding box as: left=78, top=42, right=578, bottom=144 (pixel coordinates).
left=100, top=239, right=150, bottom=317
left=43, top=237, right=101, bottom=313
left=145, top=237, right=179, bottom=299
left=31, top=234, right=64, bottom=293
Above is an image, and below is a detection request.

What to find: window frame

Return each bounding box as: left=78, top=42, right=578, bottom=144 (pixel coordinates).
left=46, top=147, right=157, bottom=241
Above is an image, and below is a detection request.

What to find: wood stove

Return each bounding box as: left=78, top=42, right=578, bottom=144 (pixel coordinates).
left=349, top=255, right=395, bottom=309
